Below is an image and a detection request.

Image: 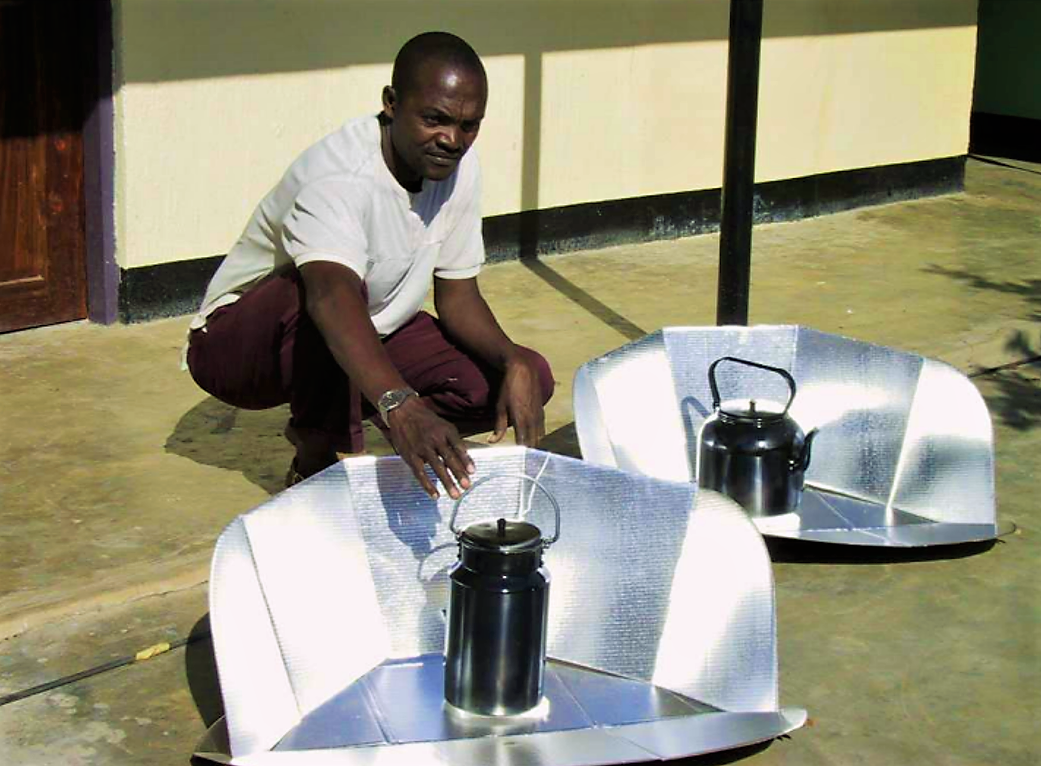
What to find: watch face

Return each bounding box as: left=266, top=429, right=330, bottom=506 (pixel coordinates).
left=379, top=388, right=415, bottom=417
left=385, top=390, right=406, bottom=407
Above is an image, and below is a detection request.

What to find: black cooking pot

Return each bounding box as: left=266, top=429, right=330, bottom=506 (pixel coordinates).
left=443, top=474, right=560, bottom=716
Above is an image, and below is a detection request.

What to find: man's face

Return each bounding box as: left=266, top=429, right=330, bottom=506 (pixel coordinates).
left=382, top=62, right=487, bottom=189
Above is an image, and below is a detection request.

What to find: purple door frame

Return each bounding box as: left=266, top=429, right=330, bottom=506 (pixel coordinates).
left=83, top=0, right=119, bottom=324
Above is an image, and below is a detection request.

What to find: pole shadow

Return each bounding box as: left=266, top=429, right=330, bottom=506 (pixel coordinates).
left=520, top=257, right=648, bottom=342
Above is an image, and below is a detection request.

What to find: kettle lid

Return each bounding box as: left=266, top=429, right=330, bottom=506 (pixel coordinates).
left=718, top=397, right=788, bottom=422
left=460, top=517, right=544, bottom=553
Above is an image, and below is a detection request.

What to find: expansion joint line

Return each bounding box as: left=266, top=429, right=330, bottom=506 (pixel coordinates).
left=0, top=630, right=211, bottom=708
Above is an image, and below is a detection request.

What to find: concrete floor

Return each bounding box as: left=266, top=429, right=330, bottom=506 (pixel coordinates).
left=1, top=156, right=1039, bottom=764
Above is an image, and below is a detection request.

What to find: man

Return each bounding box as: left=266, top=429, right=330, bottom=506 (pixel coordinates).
left=185, top=32, right=554, bottom=500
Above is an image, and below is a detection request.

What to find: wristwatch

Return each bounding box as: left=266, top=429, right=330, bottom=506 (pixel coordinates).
left=377, top=387, right=418, bottom=422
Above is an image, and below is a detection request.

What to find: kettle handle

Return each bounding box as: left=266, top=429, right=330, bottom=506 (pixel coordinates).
left=449, top=473, right=562, bottom=545
left=708, top=356, right=797, bottom=413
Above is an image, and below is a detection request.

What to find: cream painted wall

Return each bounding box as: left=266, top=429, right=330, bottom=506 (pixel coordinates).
left=114, top=67, right=392, bottom=268
left=756, top=26, right=977, bottom=182
left=113, top=0, right=977, bottom=269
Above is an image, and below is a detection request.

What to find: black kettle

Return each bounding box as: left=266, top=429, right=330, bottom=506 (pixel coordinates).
left=696, top=357, right=817, bottom=517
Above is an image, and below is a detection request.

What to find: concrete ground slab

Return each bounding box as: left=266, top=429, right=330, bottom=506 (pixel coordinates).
left=0, top=585, right=212, bottom=766
left=772, top=368, right=1040, bottom=765
left=1, top=156, right=1039, bottom=764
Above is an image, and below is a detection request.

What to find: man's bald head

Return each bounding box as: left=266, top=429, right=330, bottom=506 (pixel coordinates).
left=392, top=32, right=487, bottom=99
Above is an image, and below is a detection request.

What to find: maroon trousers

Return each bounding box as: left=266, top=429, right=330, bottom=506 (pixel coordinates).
left=187, top=268, right=554, bottom=454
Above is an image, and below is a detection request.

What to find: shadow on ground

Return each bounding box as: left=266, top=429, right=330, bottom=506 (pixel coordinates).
left=539, top=421, right=581, bottom=458
left=766, top=536, right=1000, bottom=565
left=671, top=739, right=775, bottom=764
left=922, top=266, right=1041, bottom=325
left=923, top=264, right=1041, bottom=432
left=976, top=355, right=1041, bottom=433
left=520, top=257, right=648, bottom=342
left=166, top=399, right=580, bottom=496
left=185, top=614, right=224, bottom=729
left=165, top=397, right=293, bottom=495
left=969, top=154, right=1041, bottom=177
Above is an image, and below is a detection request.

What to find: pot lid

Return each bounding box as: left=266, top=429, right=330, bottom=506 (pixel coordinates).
left=460, top=518, right=544, bottom=553
left=718, top=397, right=788, bottom=421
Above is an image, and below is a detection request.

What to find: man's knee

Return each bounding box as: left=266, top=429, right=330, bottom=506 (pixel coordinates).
left=451, top=366, right=493, bottom=410
left=523, top=347, right=555, bottom=405
left=423, top=348, right=553, bottom=418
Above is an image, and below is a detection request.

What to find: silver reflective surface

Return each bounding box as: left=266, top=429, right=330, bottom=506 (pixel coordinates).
left=207, top=707, right=805, bottom=766
left=275, top=655, right=715, bottom=751
left=574, top=326, right=997, bottom=546
left=199, top=447, right=803, bottom=763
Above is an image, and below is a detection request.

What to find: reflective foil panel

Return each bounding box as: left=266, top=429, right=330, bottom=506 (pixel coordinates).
left=198, top=447, right=805, bottom=763
left=574, top=326, right=997, bottom=547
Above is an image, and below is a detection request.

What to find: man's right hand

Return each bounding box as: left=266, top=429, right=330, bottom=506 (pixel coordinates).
left=386, top=395, right=475, bottom=499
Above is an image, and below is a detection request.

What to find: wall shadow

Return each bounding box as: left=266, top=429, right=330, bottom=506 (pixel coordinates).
left=119, top=0, right=977, bottom=85
left=164, top=396, right=294, bottom=495
left=115, top=0, right=979, bottom=258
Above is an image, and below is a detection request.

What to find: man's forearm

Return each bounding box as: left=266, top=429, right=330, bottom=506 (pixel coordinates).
left=300, top=261, right=409, bottom=406
left=434, top=277, right=521, bottom=371
left=435, top=275, right=546, bottom=446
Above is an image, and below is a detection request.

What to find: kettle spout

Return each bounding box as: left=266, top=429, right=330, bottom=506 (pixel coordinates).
left=797, top=428, right=819, bottom=472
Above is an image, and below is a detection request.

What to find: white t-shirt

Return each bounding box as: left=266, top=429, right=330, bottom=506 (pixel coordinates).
left=188, top=114, right=485, bottom=337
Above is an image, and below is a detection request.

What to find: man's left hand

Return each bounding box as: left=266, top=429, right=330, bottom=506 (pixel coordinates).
left=488, top=350, right=546, bottom=447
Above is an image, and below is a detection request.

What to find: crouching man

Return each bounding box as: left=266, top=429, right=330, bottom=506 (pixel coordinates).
left=185, top=32, right=554, bottom=499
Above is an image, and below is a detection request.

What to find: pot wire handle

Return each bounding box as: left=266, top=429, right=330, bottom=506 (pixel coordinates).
left=449, top=473, right=562, bottom=545
left=708, top=356, right=798, bottom=414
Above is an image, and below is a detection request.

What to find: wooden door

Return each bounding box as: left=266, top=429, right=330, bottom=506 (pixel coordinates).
left=0, top=0, right=91, bottom=333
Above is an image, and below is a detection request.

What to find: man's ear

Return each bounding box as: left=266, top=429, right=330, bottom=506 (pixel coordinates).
left=381, top=85, right=397, bottom=119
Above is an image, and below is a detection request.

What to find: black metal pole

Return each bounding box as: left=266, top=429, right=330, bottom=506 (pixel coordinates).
left=716, top=0, right=764, bottom=326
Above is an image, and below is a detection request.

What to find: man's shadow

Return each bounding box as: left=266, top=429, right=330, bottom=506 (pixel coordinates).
left=165, top=397, right=292, bottom=495
left=167, top=396, right=582, bottom=497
